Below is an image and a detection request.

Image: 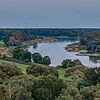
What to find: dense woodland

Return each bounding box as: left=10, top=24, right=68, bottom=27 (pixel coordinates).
left=80, top=31, right=100, bottom=53
left=0, top=58, right=100, bottom=100
left=0, top=28, right=100, bottom=100
left=0, top=28, right=100, bottom=46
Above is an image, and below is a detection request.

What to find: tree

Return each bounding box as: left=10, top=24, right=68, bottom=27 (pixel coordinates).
left=0, top=62, right=23, bottom=82
left=61, top=59, right=75, bottom=68
left=26, top=63, right=58, bottom=77
left=32, top=53, right=42, bottom=64
left=84, top=67, right=100, bottom=86
left=41, top=56, right=51, bottom=65
left=23, top=51, right=31, bottom=62
left=33, top=75, right=64, bottom=100
left=13, top=49, right=31, bottom=62
left=0, top=75, right=36, bottom=100
left=0, top=92, right=5, bottom=100
left=55, top=87, right=82, bottom=100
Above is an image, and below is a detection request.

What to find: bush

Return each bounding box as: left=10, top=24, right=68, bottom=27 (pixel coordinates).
left=0, top=62, right=23, bottom=82
left=26, top=63, right=58, bottom=77
left=41, top=56, right=51, bottom=65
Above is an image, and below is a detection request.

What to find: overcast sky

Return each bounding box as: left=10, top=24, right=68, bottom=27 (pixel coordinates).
left=0, top=0, right=100, bottom=28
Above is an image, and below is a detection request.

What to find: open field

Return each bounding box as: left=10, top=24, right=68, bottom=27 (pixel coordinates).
left=58, top=68, right=66, bottom=79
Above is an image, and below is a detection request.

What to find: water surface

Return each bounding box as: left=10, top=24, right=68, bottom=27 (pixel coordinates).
left=25, top=39, right=100, bottom=67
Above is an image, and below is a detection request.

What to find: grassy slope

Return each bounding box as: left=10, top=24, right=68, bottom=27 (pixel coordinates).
left=0, top=59, right=65, bottom=79
left=0, top=59, right=28, bottom=73
left=58, top=69, right=66, bottom=79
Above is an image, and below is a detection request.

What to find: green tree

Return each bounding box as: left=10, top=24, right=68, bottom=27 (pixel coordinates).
left=0, top=62, right=23, bottom=83
left=41, top=56, right=51, bottom=65
left=26, top=63, right=58, bottom=77
left=84, top=67, right=100, bottom=85
left=61, top=59, right=75, bottom=68
left=0, top=75, right=36, bottom=100
left=13, top=49, right=31, bottom=62
left=34, top=75, right=64, bottom=100
left=32, top=53, right=42, bottom=64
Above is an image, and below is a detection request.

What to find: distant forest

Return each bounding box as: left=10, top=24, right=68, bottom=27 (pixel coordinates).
left=0, top=28, right=100, bottom=46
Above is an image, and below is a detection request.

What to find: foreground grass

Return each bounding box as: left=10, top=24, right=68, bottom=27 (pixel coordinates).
left=58, top=68, right=66, bottom=79
left=0, top=59, right=28, bottom=73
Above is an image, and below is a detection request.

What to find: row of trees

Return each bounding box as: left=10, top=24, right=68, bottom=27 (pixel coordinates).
left=13, top=49, right=31, bottom=62
left=57, top=59, right=82, bottom=68
left=32, top=53, right=51, bottom=65
left=13, top=49, right=51, bottom=65
left=1, top=28, right=99, bottom=46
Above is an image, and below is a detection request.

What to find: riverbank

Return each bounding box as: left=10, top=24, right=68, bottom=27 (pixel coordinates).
left=22, top=37, right=57, bottom=46
left=76, top=53, right=100, bottom=56
left=10, top=37, right=57, bottom=56
left=66, top=42, right=100, bottom=57
left=0, top=37, right=57, bottom=57
left=65, top=42, right=86, bottom=52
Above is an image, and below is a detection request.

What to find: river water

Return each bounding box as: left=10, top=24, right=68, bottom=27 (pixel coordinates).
left=25, top=38, right=100, bottom=67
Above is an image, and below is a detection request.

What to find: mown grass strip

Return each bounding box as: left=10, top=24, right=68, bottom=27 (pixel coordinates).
left=58, top=68, right=66, bottom=79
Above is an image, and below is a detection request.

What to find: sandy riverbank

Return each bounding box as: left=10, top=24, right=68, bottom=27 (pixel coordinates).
left=76, top=53, right=100, bottom=56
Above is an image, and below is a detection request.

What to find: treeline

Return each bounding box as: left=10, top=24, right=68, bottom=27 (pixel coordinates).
left=13, top=49, right=51, bottom=65
left=0, top=29, right=37, bottom=46
left=80, top=31, right=100, bottom=53
left=0, top=28, right=100, bottom=46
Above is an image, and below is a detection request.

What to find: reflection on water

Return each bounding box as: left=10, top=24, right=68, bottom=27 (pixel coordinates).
left=33, top=43, right=38, bottom=49
left=25, top=38, right=100, bottom=67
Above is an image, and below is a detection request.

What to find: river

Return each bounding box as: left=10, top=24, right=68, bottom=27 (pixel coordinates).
left=24, top=38, right=100, bottom=67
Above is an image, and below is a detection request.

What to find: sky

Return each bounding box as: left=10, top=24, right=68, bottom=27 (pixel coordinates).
left=0, top=0, right=100, bottom=28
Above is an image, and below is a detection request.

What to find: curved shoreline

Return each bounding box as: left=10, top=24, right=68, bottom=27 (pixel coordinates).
left=8, top=37, right=57, bottom=56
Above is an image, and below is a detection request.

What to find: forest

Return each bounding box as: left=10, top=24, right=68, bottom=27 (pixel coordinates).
left=80, top=31, right=100, bottom=53
left=0, top=28, right=100, bottom=46
left=0, top=28, right=100, bottom=100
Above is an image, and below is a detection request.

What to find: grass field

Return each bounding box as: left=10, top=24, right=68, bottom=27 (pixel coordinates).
left=0, top=59, right=28, bottom=73
left=58, top=69, right=66, bottom=79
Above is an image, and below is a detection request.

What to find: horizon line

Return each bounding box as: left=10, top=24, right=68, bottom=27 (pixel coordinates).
left=0, top=27, right=100, bottom=29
